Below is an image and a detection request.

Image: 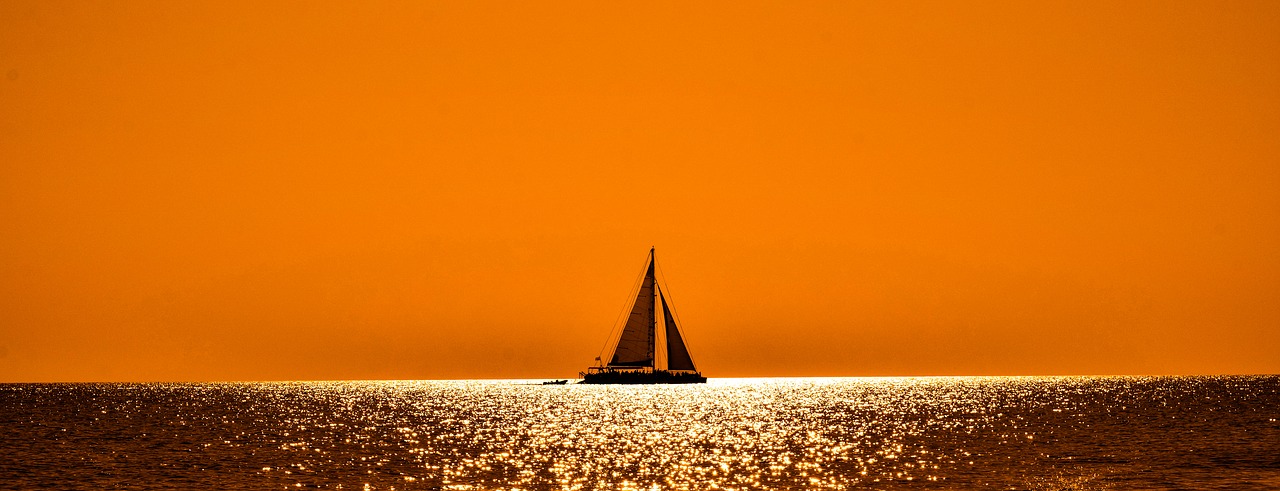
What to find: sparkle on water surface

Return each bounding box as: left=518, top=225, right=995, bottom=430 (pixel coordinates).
left=2, top=376, right=1278, bottom=490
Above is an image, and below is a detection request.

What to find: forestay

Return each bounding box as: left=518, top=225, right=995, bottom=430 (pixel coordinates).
left=608, top=258, right=655, bottom=367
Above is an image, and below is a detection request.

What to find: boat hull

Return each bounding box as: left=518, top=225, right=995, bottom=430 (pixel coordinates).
left=578, top=370, right=707, bottom=385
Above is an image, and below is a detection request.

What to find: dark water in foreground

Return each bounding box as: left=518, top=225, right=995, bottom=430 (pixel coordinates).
left=1, top=377, right=1278, bottom=490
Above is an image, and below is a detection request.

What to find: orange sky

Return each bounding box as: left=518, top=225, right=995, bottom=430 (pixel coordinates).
left=2, top=1, right=1278, bottom=381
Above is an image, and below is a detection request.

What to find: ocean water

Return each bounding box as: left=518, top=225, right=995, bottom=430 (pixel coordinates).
left=1, top=377, right=1278, bottom=490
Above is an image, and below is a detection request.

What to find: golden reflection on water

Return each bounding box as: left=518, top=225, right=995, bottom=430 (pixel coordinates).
left=6, top=376, right=1277, bottom=490
left=248, top=377, right=1099, bottom=489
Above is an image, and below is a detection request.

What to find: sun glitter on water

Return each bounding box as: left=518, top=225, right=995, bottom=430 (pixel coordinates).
left=2, top=376, right=1277, bottom=490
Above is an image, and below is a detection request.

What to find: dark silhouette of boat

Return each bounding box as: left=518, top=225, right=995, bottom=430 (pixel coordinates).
left=580, top=248, right=707, bottom=384
left=541, top=379, right=568, bottom=385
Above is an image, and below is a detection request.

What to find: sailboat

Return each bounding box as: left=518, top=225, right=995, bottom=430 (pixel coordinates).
left=580, top=248, right=707, bottom=384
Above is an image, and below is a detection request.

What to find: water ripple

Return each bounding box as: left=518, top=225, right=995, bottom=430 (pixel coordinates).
left=1, top=376, right=1278, bottom=490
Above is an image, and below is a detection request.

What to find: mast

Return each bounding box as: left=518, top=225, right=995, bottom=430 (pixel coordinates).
left=649, top=246, right=656, bottom=371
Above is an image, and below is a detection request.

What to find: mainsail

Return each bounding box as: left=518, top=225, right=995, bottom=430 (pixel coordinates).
left=608, top=255, right=655, bottom=367
left=660, top=288, right=696, bottom=371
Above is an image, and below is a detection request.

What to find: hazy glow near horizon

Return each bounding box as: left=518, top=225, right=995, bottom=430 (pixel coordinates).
left=1, top=1, right=1278, bottom=381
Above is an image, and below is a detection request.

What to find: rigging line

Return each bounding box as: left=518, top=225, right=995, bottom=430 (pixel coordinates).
left=655, top=257, right=698, bottom=368
left=598, top=253, right=648, bottom=363
left=597, top=263, right=645, bottom=365
left=596, top=251, right=651, bottom=363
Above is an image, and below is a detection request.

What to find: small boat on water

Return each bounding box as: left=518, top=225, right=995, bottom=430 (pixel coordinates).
left=580, top=248, right=707, bottom=384
left=541, top=379, right=568, bottom=385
